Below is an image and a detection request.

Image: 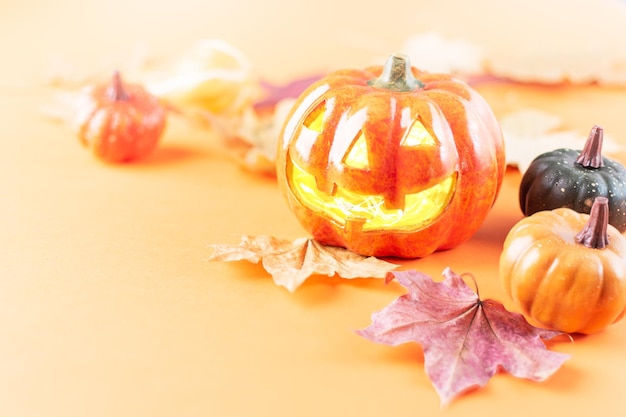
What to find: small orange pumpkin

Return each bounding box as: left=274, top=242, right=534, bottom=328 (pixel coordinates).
left=75, top=71, right=167, bottom=163
left=499, top=197, right=626, bottom=334
left=276, top=54, right=505, bottom=258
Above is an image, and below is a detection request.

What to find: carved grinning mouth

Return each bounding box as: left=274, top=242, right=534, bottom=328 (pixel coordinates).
left=288, top=157, right=457, bottom=232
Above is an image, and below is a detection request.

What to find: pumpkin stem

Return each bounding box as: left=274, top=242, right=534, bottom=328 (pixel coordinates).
left=575, top=196, right=610, bottom=249
left=106, top=71, right=129, bottom=101
left=575, top=125, right=605, bottom=168
left=367, top=54, right=425, bottom=92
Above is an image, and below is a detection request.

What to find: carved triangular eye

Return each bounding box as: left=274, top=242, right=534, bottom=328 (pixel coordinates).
left=343, top=131, right=369, bottom=169
left=303, top=101, right=326, bottom=133
left=401, top=120, right=436, bottom=147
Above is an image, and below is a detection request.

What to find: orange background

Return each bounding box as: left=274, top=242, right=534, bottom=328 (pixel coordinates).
left=2, top=0, right=626, bottom=416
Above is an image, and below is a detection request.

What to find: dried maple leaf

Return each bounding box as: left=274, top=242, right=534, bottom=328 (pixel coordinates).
left=147, top=39, right=260, bottom=112
left=481, top=0, right=626, bottom=85
left=357, top=268, right=570, bottom=406
left=208, top=235, right=398, bottom=292
left=500, top=109, right=626, bottom=172
left=401, top=32, right=486, bottom=75
left=399, top=0, right=626, bottom=86
left=226, top=98, right=296, bottom=176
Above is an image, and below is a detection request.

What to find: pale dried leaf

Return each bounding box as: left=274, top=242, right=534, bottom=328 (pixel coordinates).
left=42, top=44, right=152, bottom=89
left=501, top=109, right=626, bottom=172
left=402, top=2, right=626, bottom=85
left=39, top=90, right=83, bottom=126
left=501, top=0, right=626, bottom=85
left=241, top=147, right=278, bottom=177
left=41, top=39, right=262, bottom=135
left=238, top=98, right=295, bottom=150
left=144, top=39, right=261, bottom=116
left=234, top=98, right=295, bottom=175
left=208, top=235, right=398, bottom=292
left=401, top=32, right=486, bottom=75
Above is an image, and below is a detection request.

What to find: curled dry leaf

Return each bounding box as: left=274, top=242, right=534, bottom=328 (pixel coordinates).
left=214, top=76, right=325, bottom=176
left=218, top=98, right=296, bottom=177
left=500, top=109, right=626, bottom=172
left=400, top=32, right=486, bottom=75
left=208, top=235, right=398, bottom=292
left=41, top=39, right=261, bottom=133
left=399, top=0, right=626, bottom=86
left=357, top=268, right=570, bottom=406
left=144, top=38, right=261, bottom=118
left=481, top=0, right=626, bottom=85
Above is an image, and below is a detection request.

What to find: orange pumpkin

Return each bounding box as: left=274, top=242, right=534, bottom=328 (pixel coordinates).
left=75, top=71, right=167, bottom=163
left=500, top=197, right=626, bottom=334
left=276, top=54, right=505, bottom=258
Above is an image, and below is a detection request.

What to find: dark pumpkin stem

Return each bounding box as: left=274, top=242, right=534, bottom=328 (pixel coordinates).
left=367, top=54, right=424, bottom=92
left=575, top=125, right=605, bottom=168
left=575, top=196, right=610, bottom=249
left=106, top=71, right=129, bottom=101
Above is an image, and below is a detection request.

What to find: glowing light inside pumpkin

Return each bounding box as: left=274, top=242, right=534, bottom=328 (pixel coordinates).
left=291, top=102, right=455, bottom=231
left=343, top=120, right=436, bottom=170
left=288, top=157, right=456, bottom=231
left=303, top=102, right=325, bottom=132
left=344, top=132, right=369, bottom=169
left=401, top=120, right=437, bottom=146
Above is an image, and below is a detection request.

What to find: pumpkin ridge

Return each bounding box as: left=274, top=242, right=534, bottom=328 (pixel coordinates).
left=527, top=253, right=563, bottom=327
left=500, top=203, right=626, bottom=334
left=566, top=254, right=611, bottom=333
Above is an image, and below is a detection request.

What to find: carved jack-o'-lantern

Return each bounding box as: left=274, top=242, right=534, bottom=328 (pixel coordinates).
left=276, top=54, right=506, bottom=258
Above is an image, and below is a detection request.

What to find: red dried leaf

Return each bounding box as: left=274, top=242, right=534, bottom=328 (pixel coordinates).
left=208, top=235, right=398, bottom=292
left=357, top=268, right=570, bottom=405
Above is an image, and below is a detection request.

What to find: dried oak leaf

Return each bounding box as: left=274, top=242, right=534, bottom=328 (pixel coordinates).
left=208, top=235, right=398, bottom=292
left=357, top=268, right=570, bottom=406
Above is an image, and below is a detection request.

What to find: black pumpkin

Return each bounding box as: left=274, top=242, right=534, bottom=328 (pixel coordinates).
left=519, top=125, right=626, bottom=233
